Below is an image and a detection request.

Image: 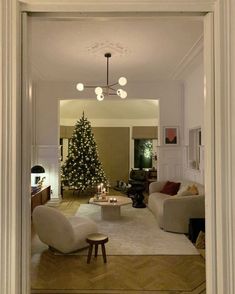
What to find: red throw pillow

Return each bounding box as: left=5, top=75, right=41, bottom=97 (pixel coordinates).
left=160, top=181, right=181, bottom=196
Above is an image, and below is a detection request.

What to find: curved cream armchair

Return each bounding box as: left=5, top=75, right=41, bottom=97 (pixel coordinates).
left=33, top=205, right=98, bottom=253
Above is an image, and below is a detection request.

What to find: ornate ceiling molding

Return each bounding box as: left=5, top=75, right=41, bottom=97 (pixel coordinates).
left=86, top=41, right=130, bottom=57
left=170, top=35, right=203, bottom=80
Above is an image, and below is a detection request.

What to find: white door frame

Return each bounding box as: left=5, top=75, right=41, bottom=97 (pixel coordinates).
left=1, top=1, right=233, bottom=294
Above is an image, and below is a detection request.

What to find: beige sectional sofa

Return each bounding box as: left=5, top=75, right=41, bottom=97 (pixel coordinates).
left=148, top=180, right=205, bottom=233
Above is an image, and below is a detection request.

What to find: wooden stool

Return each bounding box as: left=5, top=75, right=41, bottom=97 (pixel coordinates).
left=86, top=233, right=108, bottom=264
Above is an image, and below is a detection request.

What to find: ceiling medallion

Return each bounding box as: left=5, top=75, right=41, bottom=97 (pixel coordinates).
left=87, top=41, right=130, bottom=57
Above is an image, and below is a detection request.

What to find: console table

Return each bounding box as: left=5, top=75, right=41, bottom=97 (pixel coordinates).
left=31, top=186, right=51, bottom=213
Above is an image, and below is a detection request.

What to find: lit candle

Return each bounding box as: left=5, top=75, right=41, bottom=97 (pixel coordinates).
left=97, top=185, right=100, bottom=193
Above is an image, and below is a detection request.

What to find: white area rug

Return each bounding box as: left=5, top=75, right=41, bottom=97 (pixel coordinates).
left=75, top=204, right=199, bottom=255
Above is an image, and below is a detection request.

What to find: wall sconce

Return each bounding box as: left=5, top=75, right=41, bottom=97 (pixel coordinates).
left=31, top=165, right=45, bottom=186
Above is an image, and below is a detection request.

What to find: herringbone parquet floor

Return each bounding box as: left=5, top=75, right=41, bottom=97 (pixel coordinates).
left=31, top=190, right=206, bottom=294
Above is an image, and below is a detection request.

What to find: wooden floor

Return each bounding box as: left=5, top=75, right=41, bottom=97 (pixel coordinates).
left=31, top=190, right=206, bottom=294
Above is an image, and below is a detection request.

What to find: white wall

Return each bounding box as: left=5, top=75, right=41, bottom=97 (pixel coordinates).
left=34, top=80, right=183, bottom=197
left=61, top=118, right=158, bottom=127
left=35, top=80, right=177, bottom=144
left=182, top=55, right=204, bottom=184
left=157, top=82, right=184, bottom=181
left=156, top=55, right=205, bottom=184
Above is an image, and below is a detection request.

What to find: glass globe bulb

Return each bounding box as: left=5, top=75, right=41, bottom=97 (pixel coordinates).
left=120, top=90, right=127, bottom=99
left=117, top=89, right=123, bottom=97
left=95, top=87, right=103, bottom=95
left=118, top=77, right=127, bottom=86
left=97, top=94, right=104, bottom=101
left=76, top=83, right=84, bottom=91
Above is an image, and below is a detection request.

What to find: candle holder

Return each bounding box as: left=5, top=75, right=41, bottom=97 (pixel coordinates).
left=106, top=182, right=110, bottom=194
left=97, top=184, right=103, bottom=196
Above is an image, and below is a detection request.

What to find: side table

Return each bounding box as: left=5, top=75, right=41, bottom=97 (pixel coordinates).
left=127, top=185, right=146, bottom=208
left=188, top=218, right=205, bottom=243
left=86, top=233, right=109, bottom=264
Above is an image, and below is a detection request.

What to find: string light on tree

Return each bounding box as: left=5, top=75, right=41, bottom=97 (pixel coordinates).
left=61, top=112, right=107, bottom=192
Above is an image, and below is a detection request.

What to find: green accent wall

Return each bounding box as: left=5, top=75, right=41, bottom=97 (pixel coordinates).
left=60, top=126, right=130, bottom=186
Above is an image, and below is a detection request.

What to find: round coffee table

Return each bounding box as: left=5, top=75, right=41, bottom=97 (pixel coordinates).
left=89, top=196, right=132, bottom=220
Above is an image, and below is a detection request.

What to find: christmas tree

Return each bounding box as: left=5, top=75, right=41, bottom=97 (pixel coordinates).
left=61, top=113, right=107, bottom=192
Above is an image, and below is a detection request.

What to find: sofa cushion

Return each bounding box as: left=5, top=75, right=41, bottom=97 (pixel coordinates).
left=178, top=181, right=204, bottom=196
left=187, top=184, right=199, bottom=195
left=179, top=190, right=196, bottom=196
left=177, top=185, right=196, bottom=196
left=160, top=181, right=181, bottom=196
left=176, top=185, right=188, bottom=196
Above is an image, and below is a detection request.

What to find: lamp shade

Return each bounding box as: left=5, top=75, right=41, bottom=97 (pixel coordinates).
left=31, top=165, right=45, bottom=174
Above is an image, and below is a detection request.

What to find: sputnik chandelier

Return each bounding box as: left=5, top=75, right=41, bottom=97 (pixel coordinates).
left=76, top=53, right=127, bottom=101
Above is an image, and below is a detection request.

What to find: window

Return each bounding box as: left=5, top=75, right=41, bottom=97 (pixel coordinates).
left=188, top=128, right=201, bottom=170
left=134, top=139, right=153, bottom=169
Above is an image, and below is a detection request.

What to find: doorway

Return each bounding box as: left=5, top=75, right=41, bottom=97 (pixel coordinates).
left=27, top=12, right=207, bottom=292
left=17, top=8, right=217, bottom=294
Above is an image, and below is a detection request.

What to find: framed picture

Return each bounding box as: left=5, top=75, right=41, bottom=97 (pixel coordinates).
left=163, top=127, right=179, bottom=145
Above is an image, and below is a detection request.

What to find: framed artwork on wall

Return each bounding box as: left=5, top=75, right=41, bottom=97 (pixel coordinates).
left=163, top=127, right=179, bottom=145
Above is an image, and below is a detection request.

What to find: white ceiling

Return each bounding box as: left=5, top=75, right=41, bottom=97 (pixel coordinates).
left=29, top=16, right=203, bottom=83
left=29, top=15, right=203, bottom=120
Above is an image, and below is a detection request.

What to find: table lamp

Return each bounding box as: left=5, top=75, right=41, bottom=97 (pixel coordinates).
left=31, top=165, right=45, bottom=186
